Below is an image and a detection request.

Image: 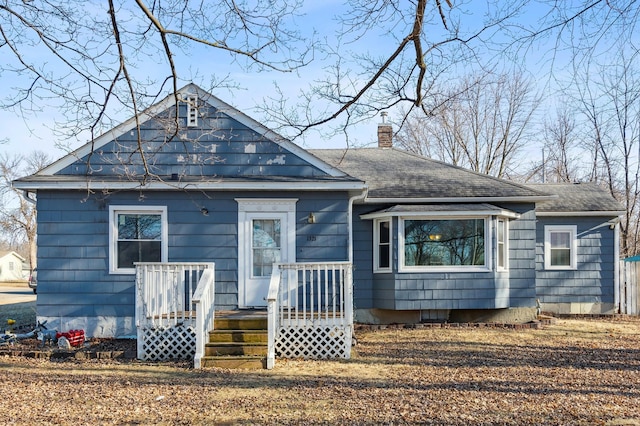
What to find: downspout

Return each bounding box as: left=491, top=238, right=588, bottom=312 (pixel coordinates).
left=348, top=187, right=368, bottom=263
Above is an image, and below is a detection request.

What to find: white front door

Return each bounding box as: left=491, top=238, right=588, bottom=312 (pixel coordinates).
left=237, top=199, right=297, bottom=308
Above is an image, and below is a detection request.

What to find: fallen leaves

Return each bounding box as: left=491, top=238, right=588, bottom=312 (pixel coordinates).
left=0, top=317, right=639, bottom=425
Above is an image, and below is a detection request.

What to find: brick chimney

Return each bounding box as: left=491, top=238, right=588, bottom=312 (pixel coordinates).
left=377, top=111, right=393, bottom=148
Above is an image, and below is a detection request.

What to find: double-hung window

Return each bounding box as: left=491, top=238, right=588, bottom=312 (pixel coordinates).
left=544, top=225, right=577, bottom=270
left=497, top=219, right=508, bottom=270
left=109, top=206, right=168, bottom=274
left=374, top=219, right=391, bottom=272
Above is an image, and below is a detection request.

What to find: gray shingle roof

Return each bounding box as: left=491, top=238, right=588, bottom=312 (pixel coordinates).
left=526, top=183, right=624, bottom=213
left=310, top=148, right=550, bottom=200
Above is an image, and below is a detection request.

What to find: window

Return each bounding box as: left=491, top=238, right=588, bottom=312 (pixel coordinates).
left=497, top=219, right=508, bottom=270
left=109, top=206, right=168, bottom=274
left=544, top=225, right=577, bottom=270
left=8, top=261, right=14, bottom=271
left=252, top=218, right=281, bottom=277
left=374, top=219, right=391, bottom=272
left=400, top=217, right=487, bottom=271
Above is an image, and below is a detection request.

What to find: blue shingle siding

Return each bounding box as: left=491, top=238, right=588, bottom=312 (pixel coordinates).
left=35, top=189, right=351, bottom=321
left=535, top=216, right=616, bottom=305
left=57, top=107, right=329, bottom=178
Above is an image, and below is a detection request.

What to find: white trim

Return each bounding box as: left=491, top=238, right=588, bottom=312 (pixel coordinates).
left=537, top=211, right=625, bottom=217
left=614, top=222, right=620, bottom=313
left=373, top=218, right=392, bottom=273
left=398, top=215, right=491, bottom=273
left=108, top=205, right=168, bottom=274
left=236, top=199, right=297, bottom=308
left=13, top=179, right=365, bottom=192
left=34, top=83, right=348, bottom=178
left=361, top=208, right=520, bottom=220
left=544, top=225, right=577, bottom=270
left=496, top=218, right=509, bottom=271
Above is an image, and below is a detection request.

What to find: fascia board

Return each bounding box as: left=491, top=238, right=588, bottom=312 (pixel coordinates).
left=536, top=211, right=626, bottom=217
left=13, top=179, right=366, bottom=192
left=361, top=210, right=520, bottom=220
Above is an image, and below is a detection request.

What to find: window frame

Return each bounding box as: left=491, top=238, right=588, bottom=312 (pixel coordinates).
left=108, top=205, right=168, bottom=274
left=496, top=218, right=508, bottom=271
left=544, top=225, right=577, bottom=270
left=373, top=218, right=392, bottom=273
left=398, top=215, right=491, bottom=273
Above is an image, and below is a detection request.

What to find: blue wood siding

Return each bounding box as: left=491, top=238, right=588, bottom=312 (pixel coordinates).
left=535, top=216, right=616, bottom=305
left=57, top=105, right=329, bottom=178
left=352, top=203, right=537, bottom=311
left=35, top=190, right=350, bottom=323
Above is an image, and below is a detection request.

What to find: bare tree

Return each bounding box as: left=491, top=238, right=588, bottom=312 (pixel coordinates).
left=395, top=72, right=540, bottom=178
left=540, top=107, right=579, bottom=183
left=0, top=152, right=51, bottom=269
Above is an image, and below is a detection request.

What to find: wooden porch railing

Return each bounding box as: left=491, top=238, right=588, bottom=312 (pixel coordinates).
left=267, top=262, right=353, bottom=369
left=192, top=267, right=216, bottom=368
left=135, top=262, right=214, bottom=361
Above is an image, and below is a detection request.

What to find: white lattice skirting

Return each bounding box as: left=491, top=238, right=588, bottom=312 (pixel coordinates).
left=138, top=324, right=196, bottom=361
left=275, top=325, right=351, bottom=359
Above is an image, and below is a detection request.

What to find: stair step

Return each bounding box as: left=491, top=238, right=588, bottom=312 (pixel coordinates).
left=214, top=317, right=267, bottom=330
left=209, top=330, right=268, bottom=344
left=206, top=342, right=267, bottom=356
left=200, top=356, right=266, bottom=370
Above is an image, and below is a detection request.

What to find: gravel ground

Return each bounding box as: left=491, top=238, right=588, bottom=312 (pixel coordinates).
left=0, top=313, right=639, bottom=425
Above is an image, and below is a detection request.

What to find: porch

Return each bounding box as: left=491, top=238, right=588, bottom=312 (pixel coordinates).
left=135, top=262, right=354, bottom=368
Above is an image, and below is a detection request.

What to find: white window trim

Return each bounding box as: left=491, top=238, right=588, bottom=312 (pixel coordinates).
left=544, top=225, right=577, bottom=270
left=108, top=205, right=168, bottom=274
left=373, top=218, right=392, bottom=273
left=496, top=218, right=509, bottom=271
left=398, top=215, right=492, bottom=273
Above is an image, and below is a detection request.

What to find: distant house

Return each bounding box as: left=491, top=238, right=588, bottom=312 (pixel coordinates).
left=0, top=251, right=27, bottom=282
left=12, top=84, right=624, bottom=365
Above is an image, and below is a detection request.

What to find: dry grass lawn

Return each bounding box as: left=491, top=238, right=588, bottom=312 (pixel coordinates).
left=1, top=317, right=639, bottom=425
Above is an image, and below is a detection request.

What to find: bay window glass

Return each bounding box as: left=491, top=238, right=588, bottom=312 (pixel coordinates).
left=375, top=219, right=391, bottom=271
left=403, top=218, right=486, bottom=267
left=497, top=219, right=507, bottom=269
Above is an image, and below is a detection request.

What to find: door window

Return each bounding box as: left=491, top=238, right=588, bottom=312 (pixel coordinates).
left=252, top=219, right=281, bottom=277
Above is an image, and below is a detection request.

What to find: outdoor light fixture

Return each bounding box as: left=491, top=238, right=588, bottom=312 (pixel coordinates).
left=308, top=212, right=316, bottom=224
left=201, top=207, right=209, bottom=216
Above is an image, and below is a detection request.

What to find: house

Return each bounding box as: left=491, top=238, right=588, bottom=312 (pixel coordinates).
left=12, top=84, right=623, bottom=365
left=0, top=251, right=27, bottom=282
left=527, top=183, right=625, bottom=315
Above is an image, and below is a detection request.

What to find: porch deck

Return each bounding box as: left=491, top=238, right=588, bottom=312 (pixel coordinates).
left=135, top=262, right=354, bottom=368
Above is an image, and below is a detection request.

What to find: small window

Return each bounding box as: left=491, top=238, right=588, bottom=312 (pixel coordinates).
left=497, top=219, right=508, bottom=270
left=8, top=261, right=14, bottom=271
left=109, top=206, right=168, bottom=274
left=186, top=94, right=198, bottom=127
left=544, top=225, right=577, bottom=270
left=374, top=219, right=391, bottom=272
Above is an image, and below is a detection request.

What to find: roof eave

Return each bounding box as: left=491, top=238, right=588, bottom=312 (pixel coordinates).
left=13, top=179, right=366, bottom=192
left=536, top=210, right=626, bottom=217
